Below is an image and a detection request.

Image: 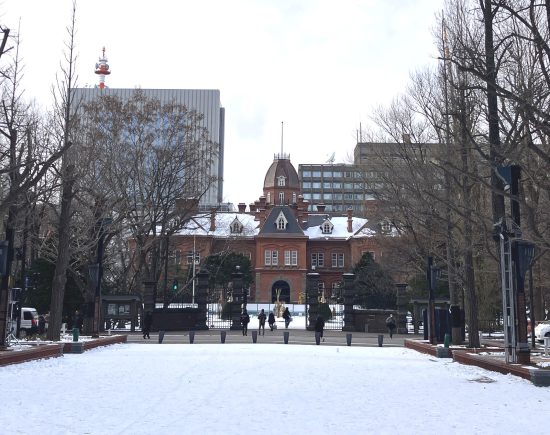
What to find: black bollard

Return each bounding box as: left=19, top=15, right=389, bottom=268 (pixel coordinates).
left=315, top=332, right=321, bottom=345
left=220, top=330, right=226, bottom=344
left=189, top=331, right=195, bottom=344
left=158, top=331, right=165, bottom=344
left=284, top=331, right=289, bottom=344
left=252, top=330, right=258, bottom=343
left=378, top=334, right=384, bottom=347
left=346, top=333, right=352, bottom=346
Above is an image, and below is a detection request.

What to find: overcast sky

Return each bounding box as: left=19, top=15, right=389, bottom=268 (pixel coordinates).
left=2, top=0, right=443, bottom=207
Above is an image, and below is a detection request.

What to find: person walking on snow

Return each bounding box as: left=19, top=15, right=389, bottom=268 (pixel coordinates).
left=282, top=307, right=292, bottom=329
left=240, top=309, right=250, bottom=336
left=258, top=309, right=267, bottom=336
left=143, top=311, right=153, bottom=339
left=268, top=311, right=276, bottom=331
left=315, top=314, right=325, bottom=343
left=386, top=313, right=396, bottom=339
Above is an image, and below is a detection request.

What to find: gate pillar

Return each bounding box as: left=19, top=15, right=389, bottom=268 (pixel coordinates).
left=195, top=269, right=209, bottom=330
left=306, top=272, right=320, bottom=331
left=395, top=283, right=408, bottom=334
left=230, top=267, right=244, bottom=330
left=343, top=273, right=355, bottom=331
left=143, top=280, right=157, bottom=314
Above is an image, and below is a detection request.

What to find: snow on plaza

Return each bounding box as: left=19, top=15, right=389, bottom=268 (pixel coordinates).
left=1, top=343, right=549, bottom=435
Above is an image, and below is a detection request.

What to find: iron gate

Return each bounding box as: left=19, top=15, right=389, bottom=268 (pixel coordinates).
left=206, top=288, right=232, bottom=329
left=306, top=303, right=344, bottom=330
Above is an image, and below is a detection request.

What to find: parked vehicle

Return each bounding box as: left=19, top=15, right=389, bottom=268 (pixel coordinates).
left=534, top=321, right=550, bottom=343
left=19, top=307, right=40, bottom=336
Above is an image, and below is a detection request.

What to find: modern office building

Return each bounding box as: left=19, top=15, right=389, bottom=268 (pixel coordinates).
left=297, top=163, right=373, bottom=216
left=73, top=87, right=225, bottom=209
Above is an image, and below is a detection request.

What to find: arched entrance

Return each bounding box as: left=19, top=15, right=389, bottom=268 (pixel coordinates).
left=271, top=280, right=290, bottom=303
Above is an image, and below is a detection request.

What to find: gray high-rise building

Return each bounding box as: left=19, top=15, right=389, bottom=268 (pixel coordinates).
left=73, top=88, right=225, bottom=208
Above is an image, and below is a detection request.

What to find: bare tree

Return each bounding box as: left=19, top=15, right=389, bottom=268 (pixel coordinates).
left=47, top=1, right=79, bottom=341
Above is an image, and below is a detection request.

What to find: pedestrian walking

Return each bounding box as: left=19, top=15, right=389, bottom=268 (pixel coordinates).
left=143, top=311, right=152, bottom=339
left=282, top=307, right=292, bottom=329
left=268, top=311, right=276, bottom=331
left=240, top=309, right=250, bottom=336
left=258, top=309, right=266, bottom=336
left=315, top=314, right=325, bottom=343
left=386, top=313, right=396, bottom=339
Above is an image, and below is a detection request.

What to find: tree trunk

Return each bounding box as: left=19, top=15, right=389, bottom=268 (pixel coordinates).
left=47, top=164, right=75, bottom=341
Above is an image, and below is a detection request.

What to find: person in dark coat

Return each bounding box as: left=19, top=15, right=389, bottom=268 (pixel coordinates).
left=240, top=309, right=250, bottom=336
left=258, top=309, right=267, bottom=336
left=38, top=315, right=46, bottom=335
left=315, top=315, right=325, bottom=342
left=74, top=310, right=83, bottom=333
left=143, top=311, right=153, bottom=339
left=268, top=311, right=276, bottom=331
left=386, top=314, right=396, bottom=339
left=282, top=307, right=292, bottom=329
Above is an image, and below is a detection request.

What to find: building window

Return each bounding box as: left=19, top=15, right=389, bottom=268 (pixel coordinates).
left=312, top=182, right=322, bottom=189
left=333, top=171, right=342, bottom=178
left=302, top=171, right=311, bottom=177
left=174, top=250, right=181, bottom=265
left=278, top=176, right=286, bottom=187
left=279, top=192, right=284, bottom=204
left=332, top=253, right=344, bottom=268
left=292, top=192, right=297, bottom=203
left=381, top=220, right=392, bottom=232
left=267, top=192, right=271, bottom=203
left=322, top=222, right=331, bottom=234
left=242, top=251, right=252, bottom=260
left=323, top=182, right=332, bottom=189
left=284, top=250, right=298, bottom=266
left=312, top=252, right=324, bottom=268
left=303, top=182, right=311, bottom=189
left=312, top=171, right=321, bottom=177
left=362, top=250, right=376, bottom=260
left=265, top=250, right=278, bottom=266
left=187, top=251, right=200, bottom=265
left=230, top=217, right=243, bottom=234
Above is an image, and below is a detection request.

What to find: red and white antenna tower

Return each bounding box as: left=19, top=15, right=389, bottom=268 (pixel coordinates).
left=94, top=47, right=111, bottom=89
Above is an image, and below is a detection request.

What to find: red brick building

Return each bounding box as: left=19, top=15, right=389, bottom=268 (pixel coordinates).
left=171, top=153, right=381, bottom=303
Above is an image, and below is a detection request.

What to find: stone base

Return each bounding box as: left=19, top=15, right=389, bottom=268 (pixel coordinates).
left=70, top=342, right=84, bottom=354
left=435, top=347, right=451, bottom=358
left=530, top=369, right=550, bottom=387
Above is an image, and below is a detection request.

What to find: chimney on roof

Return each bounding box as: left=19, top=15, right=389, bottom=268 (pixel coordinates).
left=249, top=203, right=257, bottom=213
left=210, top=209, right=216, bottom=232
left=347, top=207, right=353, bottom=233
left=238, top=203, right=246, bottom=213
left=316, top=204, right=326, bottom=213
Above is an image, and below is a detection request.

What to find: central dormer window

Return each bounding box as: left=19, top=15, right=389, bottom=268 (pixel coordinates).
left=277, top=176, right=286, bottom=187
left=230, top=217, right=243, bottom=234
left=276, top=211, right=288, bottom=230
left=279, top=192, right=284, bottom=204
left=321, top=218, right=334, bottom=234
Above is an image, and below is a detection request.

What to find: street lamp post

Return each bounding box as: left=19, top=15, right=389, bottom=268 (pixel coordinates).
left=427, top=257, right=441, bottom=345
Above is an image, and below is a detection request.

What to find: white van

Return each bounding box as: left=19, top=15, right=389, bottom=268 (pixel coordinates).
left=19, top=307, right=39, bottom=336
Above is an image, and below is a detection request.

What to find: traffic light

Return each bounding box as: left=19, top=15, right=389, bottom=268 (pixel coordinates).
left=172, top=279, right=178, bottom=293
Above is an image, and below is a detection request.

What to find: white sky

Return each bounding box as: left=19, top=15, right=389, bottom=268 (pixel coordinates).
left=2, top=342, right=549, bottom=434
left=2, top=0, right=443, bottom=207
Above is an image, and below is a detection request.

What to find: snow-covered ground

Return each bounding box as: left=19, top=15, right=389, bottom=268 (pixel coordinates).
left=1, top=343, right=548, bottom=435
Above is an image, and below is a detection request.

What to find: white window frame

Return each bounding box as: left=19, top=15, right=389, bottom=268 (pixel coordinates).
left=278, top=176, right=286, bottom=187
left=272, top=250, right=278, bottom=266
left=264, top=250, right=272, bottom=266
left=285, top=250, right=297, bottom=266
left=279, top=191, right=284, bottom=204
left=332, top=252, right=344, bottom=268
